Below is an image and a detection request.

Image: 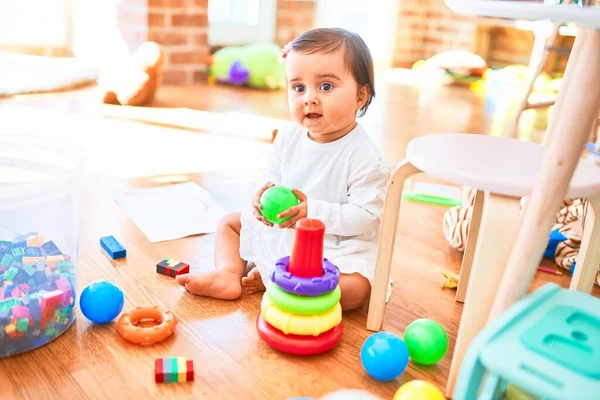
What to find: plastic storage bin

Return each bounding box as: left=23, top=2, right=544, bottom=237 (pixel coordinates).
left=0, top=136, right=83, bottom=357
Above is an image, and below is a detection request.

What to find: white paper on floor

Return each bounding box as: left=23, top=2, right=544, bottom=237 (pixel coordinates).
left=114, top=181, right=227, bottom=243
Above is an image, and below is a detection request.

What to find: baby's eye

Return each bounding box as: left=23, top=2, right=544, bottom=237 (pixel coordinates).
left=293, top=84, right=306, bottom=93
left=320, top=82, right=333, bottom=91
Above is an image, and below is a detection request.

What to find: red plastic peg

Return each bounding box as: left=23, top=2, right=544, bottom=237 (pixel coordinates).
left=288, top=218, right=325, bottom=278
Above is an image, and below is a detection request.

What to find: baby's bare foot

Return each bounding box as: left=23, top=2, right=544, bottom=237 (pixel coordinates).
left=176, top=270, right=242, bottom=300
left=241, top=267, right=266, bottom=295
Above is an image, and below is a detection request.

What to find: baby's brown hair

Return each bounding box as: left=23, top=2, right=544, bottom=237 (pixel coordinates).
left=285, top=28, right=375, bottom=117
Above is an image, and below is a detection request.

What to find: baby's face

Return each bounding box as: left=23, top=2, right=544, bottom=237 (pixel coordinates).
left=285, top=48, right=365, bottom=143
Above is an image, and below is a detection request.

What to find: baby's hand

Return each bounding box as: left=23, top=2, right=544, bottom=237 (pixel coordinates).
left=277, top=188, right=308, bottom=229
left=252, top=182, right=276, bottom=227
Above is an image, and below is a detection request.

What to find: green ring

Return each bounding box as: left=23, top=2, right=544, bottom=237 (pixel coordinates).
left=265, top=280, right=341, bottom=315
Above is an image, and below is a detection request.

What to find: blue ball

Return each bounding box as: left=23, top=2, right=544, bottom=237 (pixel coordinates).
left=80, top=280, right=124, bottom=324
left=360, top=332, right=409, bottom=381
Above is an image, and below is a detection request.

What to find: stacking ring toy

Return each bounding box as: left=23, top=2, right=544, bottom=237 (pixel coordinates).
left=270, top=256, right=340, bottom=296
left=116, top=305, right=178, bottom=345
left=266, top=280, right=341, bottom=315
left=257, top=314, right=343, bottom=355
left=261, top=292, right=342, bottom=336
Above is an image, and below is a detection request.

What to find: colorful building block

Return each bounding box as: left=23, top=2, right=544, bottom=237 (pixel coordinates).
left=39, top=289, right=64, bottom=329
left=24, top=247, right=42, bottom=257
left=41, top=241, right=62, bottom=256
left=11, top=241, right=27, bottom=250
left=54, top=277, right=73, bottom=306
left=11, top=247, right=24, bottom=261
left=26, top=235, right=44, bottom=248
left=0, top=241, right=11, bottom=255
left=45, top=255, right=65, bottom=269
left=22, top=256, right=45, bottom=266
left=100, top=236, right=126, bottom=259
left=156, top=258, right=190, bottom=278
left=0, top=254, right=13, bottom=268
left=154, top=357, right=194, bottom=383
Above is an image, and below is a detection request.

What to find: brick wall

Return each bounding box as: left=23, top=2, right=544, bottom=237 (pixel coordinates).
left=274, top=0, right=316, bottom=47
left=393, top=0, right=477, bottom=67
left=115, top=0, right=209, bottom=85
left=113, top=0, right=482, bottom=84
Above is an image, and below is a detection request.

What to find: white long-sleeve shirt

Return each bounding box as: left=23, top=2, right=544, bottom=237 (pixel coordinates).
left=239, top=122, right=391, bottom=287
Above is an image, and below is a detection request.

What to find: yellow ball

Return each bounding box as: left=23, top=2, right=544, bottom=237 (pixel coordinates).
left=393, top=380, right=445, bottom=400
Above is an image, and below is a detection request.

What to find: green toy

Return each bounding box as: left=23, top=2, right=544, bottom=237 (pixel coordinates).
left=209, top=43, right=286, bottom=90
left=403, top=318, right=449, bottom=365
left=259, top=186, right=299, bottom=224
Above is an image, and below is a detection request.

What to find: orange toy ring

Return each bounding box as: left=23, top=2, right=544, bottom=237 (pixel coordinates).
left=116, top=305, right=178, bottom=345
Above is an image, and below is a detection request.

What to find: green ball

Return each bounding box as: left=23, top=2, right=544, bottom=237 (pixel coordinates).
left=259, top=186, right=299, bottom=224
left=403, top=319, right=448, bottom=365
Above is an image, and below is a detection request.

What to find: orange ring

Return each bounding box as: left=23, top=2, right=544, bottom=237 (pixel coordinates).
left=116, top=305, right=178, bottom=345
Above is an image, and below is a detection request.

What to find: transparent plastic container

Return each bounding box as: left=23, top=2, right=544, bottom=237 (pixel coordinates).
left=0, top=136, right=83, bottom=357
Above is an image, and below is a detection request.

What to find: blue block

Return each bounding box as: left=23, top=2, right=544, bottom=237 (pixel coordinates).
left=41, top=241, right=62, bottom=256
left=544, top=229, right=567, bottom=259
left=25, top=247, right=42, bottom=257
left=100, top=236, right=126, bottom=259
left=0, top=241, right=10, bottom=255
left=11, top=240, right=27, bottom=250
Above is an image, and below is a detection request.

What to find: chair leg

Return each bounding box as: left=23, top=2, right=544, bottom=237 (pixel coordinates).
left=366, top=161, right=421, bottom=331
left=456, top=190, right=485, bottom=303
left=446, top=193, right=521, bottom=397
left=510, top=22, right=560, bottom=140
left=488, top=29, right=600, bottom=320
left=570, top=196, right=600, bottom=293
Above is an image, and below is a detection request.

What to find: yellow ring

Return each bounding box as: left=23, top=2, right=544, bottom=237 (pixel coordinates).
left=261, top=292, right=342, bottom=336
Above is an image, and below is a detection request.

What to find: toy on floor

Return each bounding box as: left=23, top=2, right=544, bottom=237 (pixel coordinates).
left=208, top=43, right=285, bottom=90
left=100, top=235, right=126, bottom=259
left=98, top=41, right=164, bottom=106
left=443, top=188, right=590, bottom=281
left=116, top=305, right=178, bottom=345
left=156, top=258, right=190, bottom=278
left=257, top=218, right=343, bottom=355
left=80, top=280, right=124, bottom=324
left=403, top=180, right=462, bottom=207
left=0, top=232, right=76, bottom=356
left=393, top=380, right=445, bottom=400
left=440, top=270, right=460, bottom=289
left=259, top=186, right=300, bottom=224
left=154, top=357, right=194, bottom=383
left=403, top=319, right=448, bottom=365
left=412, top=51, right=487, bottom=86
left=360, top=331, right=409, bottom=381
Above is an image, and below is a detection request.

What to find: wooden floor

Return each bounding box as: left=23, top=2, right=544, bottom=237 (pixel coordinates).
left=0, top=74, right=595, bottom=400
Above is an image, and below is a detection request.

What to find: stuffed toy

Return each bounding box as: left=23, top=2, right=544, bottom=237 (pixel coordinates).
left=442, top=188, right=592, bottom=283
left=98, top=41, right=164, bottom=106
left=208, top=43, right=285, bottom=90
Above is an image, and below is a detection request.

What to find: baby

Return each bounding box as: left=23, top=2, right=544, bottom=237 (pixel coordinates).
left=177, top=28, right=392, bottom=310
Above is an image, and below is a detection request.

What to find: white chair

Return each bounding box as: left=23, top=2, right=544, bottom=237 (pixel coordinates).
left=367, top=133, right=600, bottom=396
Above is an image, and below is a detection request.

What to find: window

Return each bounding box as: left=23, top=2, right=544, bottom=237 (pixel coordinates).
left=208, top=0, right=276, bottom=46
left=0, top=0, right=70, bottom=55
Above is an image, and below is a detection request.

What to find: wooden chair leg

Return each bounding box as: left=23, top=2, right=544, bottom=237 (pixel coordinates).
left=456, top=190, right=485, bottom=303
left=446, top=193, right=521, bottom=398
left=366, top=161, right=421, bottom=331
left=488, top=29, right=600, bottom=321
left=510, top=22, right=560, bottom=140
left=570, top=196, right=600, bottom=293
